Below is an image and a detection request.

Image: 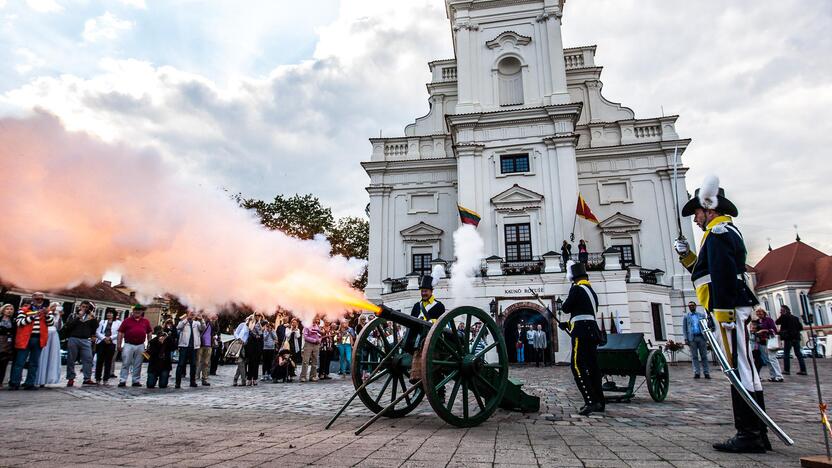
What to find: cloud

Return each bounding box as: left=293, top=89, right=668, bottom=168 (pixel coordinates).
left=2, top=0, right=450, bottom=215
left=13, top=47, right=44, bottom=74
left=120, top=0, right=145, bottom=9
left=82, top=12, right=133, bottom=43
left=25, top=0, right=62, bottom=13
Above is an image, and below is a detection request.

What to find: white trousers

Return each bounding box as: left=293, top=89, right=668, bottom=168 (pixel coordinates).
left=718, top=306, right=763, bottom=392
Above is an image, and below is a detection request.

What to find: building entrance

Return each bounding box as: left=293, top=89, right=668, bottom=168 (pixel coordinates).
left=503, top=308, right=552, bottom=365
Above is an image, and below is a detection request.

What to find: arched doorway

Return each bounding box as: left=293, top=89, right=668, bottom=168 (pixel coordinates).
left=502, top=301, right=555, bottom=364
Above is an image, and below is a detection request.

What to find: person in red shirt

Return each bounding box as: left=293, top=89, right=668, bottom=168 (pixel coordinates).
left=117, top=305, right=152, bottom=387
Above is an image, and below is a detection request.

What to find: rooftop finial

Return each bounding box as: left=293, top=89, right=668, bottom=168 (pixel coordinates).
left=767, top=237, right=772, bottom=252
left=794, top=224, right=801, bottom=242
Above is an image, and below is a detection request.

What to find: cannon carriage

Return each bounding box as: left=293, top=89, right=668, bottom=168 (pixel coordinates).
left=327, top=305, right=539, bottom=434
left=597, top=332, right=670, bottom=403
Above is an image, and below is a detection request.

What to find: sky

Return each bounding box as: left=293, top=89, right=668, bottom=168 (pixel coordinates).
left=1, top=0, right=830, bottom=264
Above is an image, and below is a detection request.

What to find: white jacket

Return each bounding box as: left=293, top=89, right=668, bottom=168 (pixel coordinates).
left=96, top=319, right=122, bottom=343
left=176, top=319, right=206, bottom=349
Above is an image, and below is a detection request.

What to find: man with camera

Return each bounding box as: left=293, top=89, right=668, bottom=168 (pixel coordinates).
left=64, top=300, right=99, bottom=387
left=175, top=309, right=206, bottom=389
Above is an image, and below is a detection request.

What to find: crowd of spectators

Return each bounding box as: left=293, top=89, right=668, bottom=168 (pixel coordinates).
left=0, top=293, right=370, bottom=391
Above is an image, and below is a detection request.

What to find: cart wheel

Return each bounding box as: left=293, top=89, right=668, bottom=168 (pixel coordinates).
left=646, top=349, right=669, bottom=402
left=352, top=317, right=424, bottom=417
left=421, top=306, right=509, bottom=427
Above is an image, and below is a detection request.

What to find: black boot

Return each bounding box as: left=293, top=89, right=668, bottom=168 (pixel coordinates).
left=753, top=391, right=772, bottom=451
left=579, top=402, right=605, bottom=416
left=713, top=433, right=766, bottom=453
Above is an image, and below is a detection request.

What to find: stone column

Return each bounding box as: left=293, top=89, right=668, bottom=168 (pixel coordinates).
left=365, top=185, right=390, bottom=299
left=540, top=6, right=569, bottom=105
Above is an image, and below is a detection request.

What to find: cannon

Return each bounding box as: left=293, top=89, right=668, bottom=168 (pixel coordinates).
left=327, top=305, right=539, bottom=434
left=597, top=332, right=669, bottom=403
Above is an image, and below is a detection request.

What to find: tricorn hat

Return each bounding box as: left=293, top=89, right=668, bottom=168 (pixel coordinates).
left=419, top=275, right=434, bottom=290
left=566, top=261, right=588, bottom=283
left=681, top=175, right=738, bottom=217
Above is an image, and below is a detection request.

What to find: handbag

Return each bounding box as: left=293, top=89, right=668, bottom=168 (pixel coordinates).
left=766, top=335, right=781, bottom=351
left=225, top=339, right=243, bottom=360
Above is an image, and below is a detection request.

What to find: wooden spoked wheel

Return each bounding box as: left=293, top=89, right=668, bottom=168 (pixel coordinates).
left=351, top=317, right=424, bottom=418
left=646, top=349, right=669, bottom=402
left=420, top=306, right=509, bottom=427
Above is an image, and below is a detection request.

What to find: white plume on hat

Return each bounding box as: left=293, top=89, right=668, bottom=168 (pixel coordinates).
left=565, top=260, right=576, bottom=283
left=699, top=175, right=720, bottom=210
left=431, top=263, right=445, bottom=288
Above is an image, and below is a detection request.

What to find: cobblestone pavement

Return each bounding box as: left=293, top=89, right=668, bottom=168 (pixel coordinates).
left=1, top=358, right=830, bottom=467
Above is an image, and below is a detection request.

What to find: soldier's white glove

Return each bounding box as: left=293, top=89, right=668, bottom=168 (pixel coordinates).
left=673, top=239, right=690, bottom=255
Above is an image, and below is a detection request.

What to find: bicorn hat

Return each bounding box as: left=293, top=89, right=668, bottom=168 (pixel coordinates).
left=681, top=175, right=738, bottom=217
left=566, top=261, right=588, bottom=283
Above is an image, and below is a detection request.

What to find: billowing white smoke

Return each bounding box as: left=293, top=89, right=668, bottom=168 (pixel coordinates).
left=450, top=224, right=484, bottom=307
left=0, top=112, right=368, bottom=323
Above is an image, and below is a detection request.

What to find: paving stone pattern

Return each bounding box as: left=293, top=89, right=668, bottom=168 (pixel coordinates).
left=0, top=358, right=830, bottom=467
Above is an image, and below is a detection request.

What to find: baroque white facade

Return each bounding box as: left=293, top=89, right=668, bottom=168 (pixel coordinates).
left=362, top=0, right=696, bottom=363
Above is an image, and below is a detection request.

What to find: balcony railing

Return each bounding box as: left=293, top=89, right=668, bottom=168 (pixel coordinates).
left=501, top=257, right=544, bottom=276
left=389, top=278, right=407, bottom=293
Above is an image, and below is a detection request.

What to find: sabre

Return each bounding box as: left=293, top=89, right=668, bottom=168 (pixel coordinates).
left=699, top=318, right=795, bottom=446
left=672, top=145, right=684, bottom=239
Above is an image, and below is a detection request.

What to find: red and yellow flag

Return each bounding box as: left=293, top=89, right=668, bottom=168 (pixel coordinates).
left=576, top=194, right=599, bottom=224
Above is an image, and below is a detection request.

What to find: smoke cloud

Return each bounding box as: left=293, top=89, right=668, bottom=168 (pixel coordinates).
left=450, top=225, right=484, bottom=307
left=0, top=112, right=368, bottom=323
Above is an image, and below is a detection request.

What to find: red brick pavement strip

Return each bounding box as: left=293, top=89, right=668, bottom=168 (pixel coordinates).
left=0, top=359, right=830, bottom=467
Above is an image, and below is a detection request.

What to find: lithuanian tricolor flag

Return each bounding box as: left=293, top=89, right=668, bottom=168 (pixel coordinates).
left=576, top=194, right=599, bottom=224
left=458, top=205, right=481, bottom=227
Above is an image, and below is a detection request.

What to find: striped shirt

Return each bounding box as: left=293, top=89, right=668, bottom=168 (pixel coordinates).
left=16, top=306, right=54, bottom=334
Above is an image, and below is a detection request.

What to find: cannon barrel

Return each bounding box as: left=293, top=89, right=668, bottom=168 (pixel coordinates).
left=376, top=304, right=432, bottom=333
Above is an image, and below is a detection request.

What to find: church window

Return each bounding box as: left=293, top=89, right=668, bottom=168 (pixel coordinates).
left=500, top=154, right=530, bottom=174
left=762, top=297, right=770, bottom=313
left=504, top=223, right=532, bottom=261
left=497, top=56, right=523, bottom=106
left=412, top=253, right=432, bottom=277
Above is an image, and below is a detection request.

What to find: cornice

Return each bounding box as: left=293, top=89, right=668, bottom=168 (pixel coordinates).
left=485, top=30, right=532, bottom=49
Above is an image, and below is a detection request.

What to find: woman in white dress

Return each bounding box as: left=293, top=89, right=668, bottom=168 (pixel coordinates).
left=37, top=302, right=63, bottom=387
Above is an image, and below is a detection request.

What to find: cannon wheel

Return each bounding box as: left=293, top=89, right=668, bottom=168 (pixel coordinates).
left=351, top=317, right=425, bottom=418
left=421, top=306, right=509, bottom=427
left=645, top=349, right=669, bottom=402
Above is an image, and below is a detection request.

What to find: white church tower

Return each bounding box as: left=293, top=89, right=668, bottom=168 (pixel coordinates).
left=363, top=0, right=696, bottom=364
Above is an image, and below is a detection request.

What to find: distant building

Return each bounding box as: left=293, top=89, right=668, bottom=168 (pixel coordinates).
left=750, top=238, right=832, bottom=326
left=0, top=280, right=137, bottom=321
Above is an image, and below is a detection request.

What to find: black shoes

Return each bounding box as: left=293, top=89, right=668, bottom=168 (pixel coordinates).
left=712, top=434, right=766, bottom=453
left=704, top=374, right=711, bottom=379
left=578, top=403, right=605, bottom=416
left=131, top=382, right=142, bottom=387
left=797, top=371, right=808, bottom=375
left=117, top=382, right=127, bottom=387
left=694, top=374, right=700, bottom=379
left=201, top=380, right=210, bottom=386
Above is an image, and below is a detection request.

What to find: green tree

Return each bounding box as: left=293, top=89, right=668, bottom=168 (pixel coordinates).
left=329, top=216, right=369, bottom=259
left=240, top=194, right=334, bottom=240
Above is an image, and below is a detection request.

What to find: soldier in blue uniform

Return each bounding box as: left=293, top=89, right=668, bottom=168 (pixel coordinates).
left=674, top=176, right=768, bottom=453
left=558, top=261, right=604, bottom=416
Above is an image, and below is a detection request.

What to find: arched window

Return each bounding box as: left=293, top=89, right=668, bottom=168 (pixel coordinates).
left=816, top=304, right=825, bottom=326
left=776, top=294, right=784, bottom=308
left=762, top=297, right=770, bottom=313
left=497, top=56, right=523, bottom=106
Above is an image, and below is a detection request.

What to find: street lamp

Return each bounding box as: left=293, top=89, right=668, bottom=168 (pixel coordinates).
left=555, top=296, right=563, bottom=312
